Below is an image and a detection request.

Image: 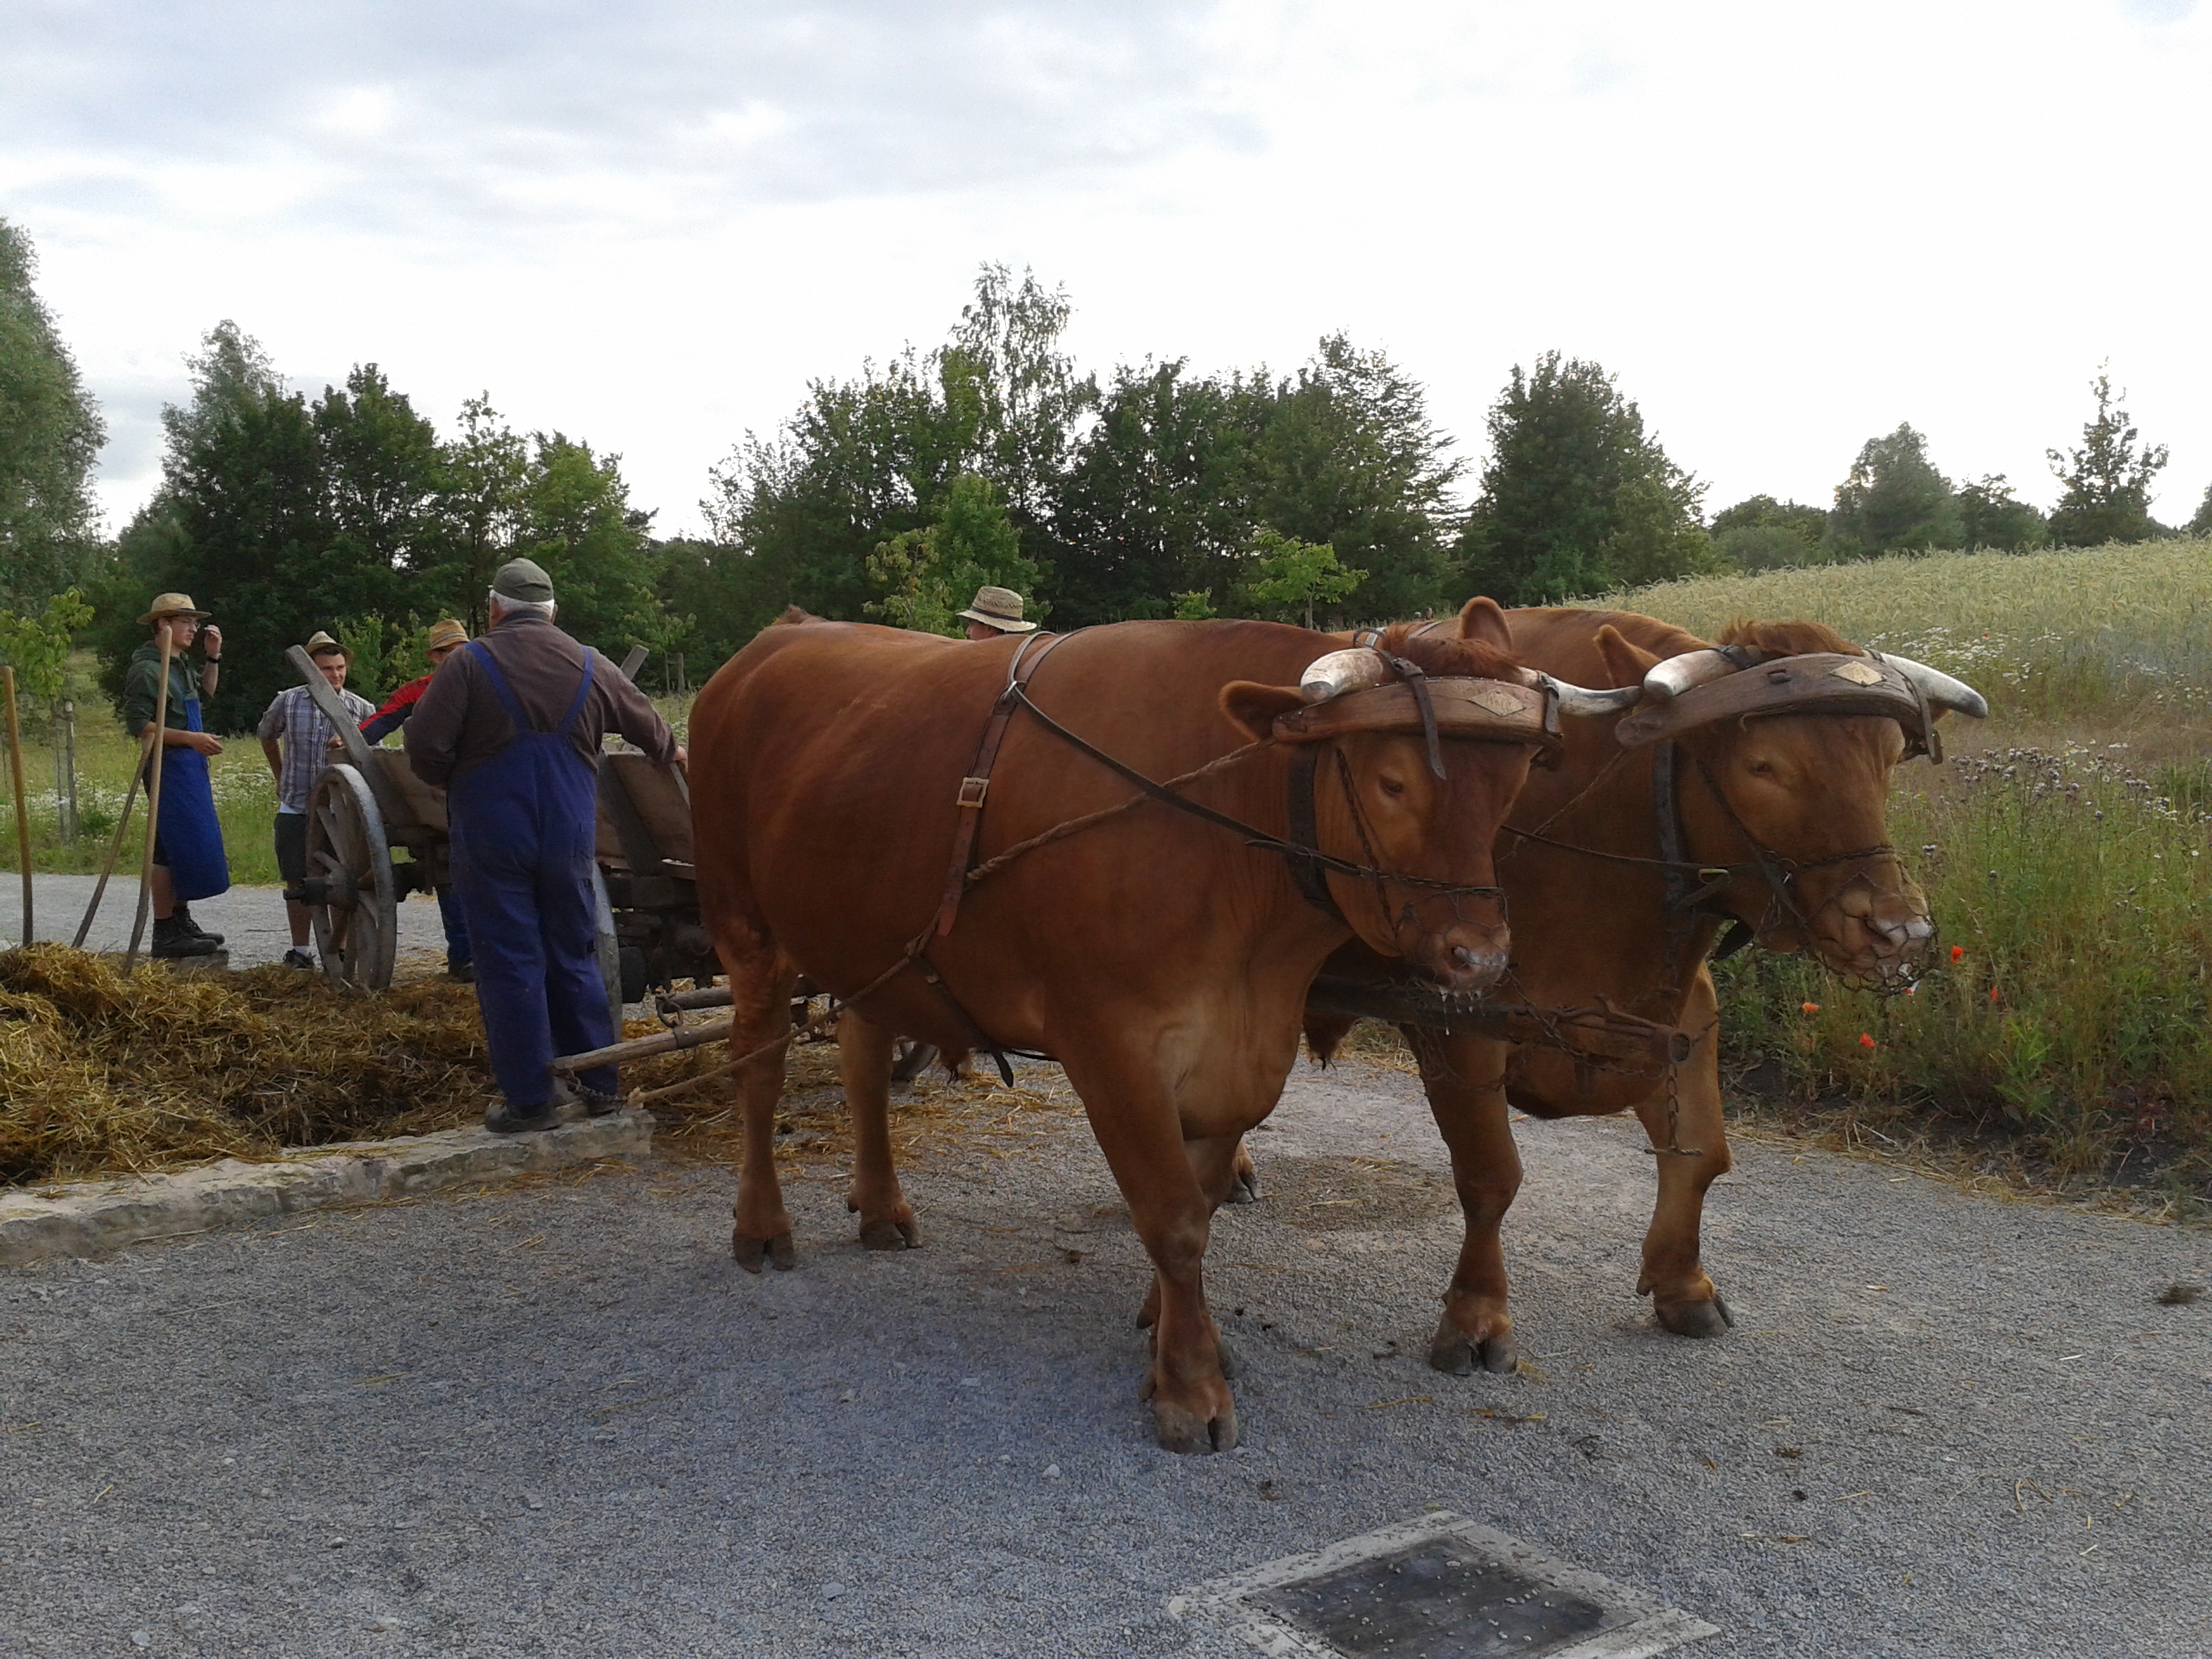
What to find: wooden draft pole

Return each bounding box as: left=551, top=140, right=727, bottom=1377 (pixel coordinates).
left=123, top=629, right=175, bottom=970
left=3, top=667, right=29, bottom=946
left=71, top=730, right=151, bottom=949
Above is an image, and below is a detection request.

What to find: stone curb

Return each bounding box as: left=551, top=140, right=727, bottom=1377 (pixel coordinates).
left=0, top=1109, right=653, bottom=1269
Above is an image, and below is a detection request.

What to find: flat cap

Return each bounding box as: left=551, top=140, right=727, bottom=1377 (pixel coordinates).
left=493, top=557, right=556, bottom=604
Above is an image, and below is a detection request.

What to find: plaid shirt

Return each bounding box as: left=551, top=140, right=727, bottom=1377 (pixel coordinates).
left=257, top=683, right=374, bottom=814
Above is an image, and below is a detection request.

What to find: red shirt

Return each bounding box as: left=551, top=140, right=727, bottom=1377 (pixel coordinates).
left=360, top=674, right=434, bottom=744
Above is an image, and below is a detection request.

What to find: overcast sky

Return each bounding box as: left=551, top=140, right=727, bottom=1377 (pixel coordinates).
left=5, top=0, right=2208, bottom=538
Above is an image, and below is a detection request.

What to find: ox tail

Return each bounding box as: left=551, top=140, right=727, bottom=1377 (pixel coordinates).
left=1303, top=1012, right=1357, bottom=1068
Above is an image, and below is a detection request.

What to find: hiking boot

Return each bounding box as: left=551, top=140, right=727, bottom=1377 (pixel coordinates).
left=151, top=916, right=219, bottom=958
left=174, top=904, right=225, bottom=946
left=578, top=1087, right=622, bottom=1117
left=484, top=1101, right=559, bottom=1135
left=282, top=947, right=315, bottom=970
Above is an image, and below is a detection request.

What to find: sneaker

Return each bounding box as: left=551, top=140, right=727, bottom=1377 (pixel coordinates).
left=484, top=1102, right=559, bottom=1135
left=174, top=904, right=225, bottom=946
left=151, top=916, right=219, bottom=959
left=446, top=961, right=475, bottom=983
left=282, top=948, right=315, bottom=970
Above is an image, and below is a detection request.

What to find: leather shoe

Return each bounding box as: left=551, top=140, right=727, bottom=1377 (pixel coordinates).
left=484, top=1102, right=558, bottom=1135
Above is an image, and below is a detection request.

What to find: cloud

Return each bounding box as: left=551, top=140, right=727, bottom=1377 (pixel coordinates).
left=1, top=0, right=1254, bottom=236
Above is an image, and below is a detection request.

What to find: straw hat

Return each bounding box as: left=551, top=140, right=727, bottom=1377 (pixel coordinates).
left=425, top=619, right=469, bottom=652
left=303, top=630, right=352, bottom=664
left=957, top=585, right=1037, bottom=633
left=138, top=593, right=211, bottom=626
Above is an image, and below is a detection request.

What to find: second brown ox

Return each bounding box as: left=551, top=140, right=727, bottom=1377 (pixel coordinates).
left=688, top=601, right=1632, bottom=1452
left=1306, top=607, right=1986, bottom=1374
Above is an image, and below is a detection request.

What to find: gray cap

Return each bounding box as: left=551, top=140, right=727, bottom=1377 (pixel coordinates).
left=493, top=557, right=556, bottom=604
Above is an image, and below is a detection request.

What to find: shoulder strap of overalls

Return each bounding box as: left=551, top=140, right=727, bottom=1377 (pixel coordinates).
left=556, top=651, right=596, bottom=739
left=467, top=639, right=536, bottom=732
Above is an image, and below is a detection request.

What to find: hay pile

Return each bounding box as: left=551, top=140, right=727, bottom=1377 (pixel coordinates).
left=0, top=944, right=491, bottom=1185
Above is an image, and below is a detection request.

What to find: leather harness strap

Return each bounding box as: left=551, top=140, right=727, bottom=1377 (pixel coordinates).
left=933, top=631, right=1076, bottom=938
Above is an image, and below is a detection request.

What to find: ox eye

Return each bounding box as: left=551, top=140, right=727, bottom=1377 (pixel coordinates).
left=1745, top=759, right=1777, bottom=779
left=1378, top=775, right=1408, bottom=798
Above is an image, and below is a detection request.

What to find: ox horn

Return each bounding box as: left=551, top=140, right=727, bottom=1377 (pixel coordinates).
left=1299, top=647, right=1392, bottom=704
left=1876, top=652, right=1990, bottom=720
left=1642, top=648, right=1745, bottom=702
left=1517, top=668, right=1642, bottom=717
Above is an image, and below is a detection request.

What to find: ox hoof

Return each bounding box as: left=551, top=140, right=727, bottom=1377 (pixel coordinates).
left=1216, top=1337, right=1241, bottom=1382
left=1656, top=1292, right=1733, bottom=1338
left=733, top=1230, right=798, bottom=1274
left=1225, top=1154, right=1262, bottom=1205
left=1151, top=1399, right=1239, bottom=1455
left=858, top=1216, right=922, bottom=1251
left=1428, top=1317, right=1516, bottom=1376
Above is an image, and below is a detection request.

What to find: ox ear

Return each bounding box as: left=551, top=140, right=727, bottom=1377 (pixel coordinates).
left=1594, top=624, right=1661, bottom=691
left=1221, top=681, right=1308, bottom=742
left=1455, top=595, right=1514, bottom=653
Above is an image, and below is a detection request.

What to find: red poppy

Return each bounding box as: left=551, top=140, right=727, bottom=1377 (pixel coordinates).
left=1949, top=944, right=1965, bottom=962
left=1801, top=1001, right=1821, bottom=1014
left=1859, top=1033, right=1877, bottom=1048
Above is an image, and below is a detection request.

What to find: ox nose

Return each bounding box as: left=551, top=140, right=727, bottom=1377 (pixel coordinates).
left=1430, top=933, right=1510, bottom=995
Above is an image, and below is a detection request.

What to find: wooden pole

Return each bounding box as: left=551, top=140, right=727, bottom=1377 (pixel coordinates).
left=70, top=734, right=148, bottom=949
left=3, top=667, right=29, bottom=946
left=57, top=697, right=79, bottom=842
left=124, top=630, right=175, bottom=970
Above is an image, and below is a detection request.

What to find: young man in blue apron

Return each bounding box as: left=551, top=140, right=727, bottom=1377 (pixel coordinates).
left=404, top=559, right=685, bottom=1133
left=122, top=594, right=232, bottom=959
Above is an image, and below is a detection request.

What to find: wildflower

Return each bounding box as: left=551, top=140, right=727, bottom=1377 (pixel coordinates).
left=1859, top=1033, right=1877, bottom=1048
left=1987, top=987, right=2000, bottom=1003
left=1800, top=1001, right=1821, bottom=1014
left=1949, top=944, right=1965, bottom=962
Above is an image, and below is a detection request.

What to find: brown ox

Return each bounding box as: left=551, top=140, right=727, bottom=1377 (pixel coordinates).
left=688, top=601, right=1588, bottom=1451
left=1305, top=608, right=1984, bottom=1374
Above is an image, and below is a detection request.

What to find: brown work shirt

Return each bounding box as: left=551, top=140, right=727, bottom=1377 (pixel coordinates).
left=404, top=612, right=677, bottom=789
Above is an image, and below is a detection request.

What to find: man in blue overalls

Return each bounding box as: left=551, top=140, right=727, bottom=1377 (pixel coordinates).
left=404, top=559, right=685, bottom=1133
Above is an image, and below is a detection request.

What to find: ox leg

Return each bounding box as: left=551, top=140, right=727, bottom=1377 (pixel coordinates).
left=839, top=1007, right=920, bottom=1250
left=1224, top=1138, right=1262, bottom=1205
left=1632, top=970, right=1735, bottom=1337
left=1067, top=1064, right=1237, bottom=1454
left=725, top=950, right=798, bottom=1274
left=1410, top=1028, right=1522, bottom=1376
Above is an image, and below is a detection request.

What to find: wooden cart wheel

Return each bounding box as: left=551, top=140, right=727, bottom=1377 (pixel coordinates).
left=305, top=763, right=398, bottom=992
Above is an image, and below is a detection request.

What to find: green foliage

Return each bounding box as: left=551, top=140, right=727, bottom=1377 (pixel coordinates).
left=1172, top=591, right=1216, bottom=620
left=1823, top=423, right=1960, bottom=559
left=2047, top=369, right=2168, bottom=548
left=2190, top=483, right=2212, bottom=538
left=1954, top=474, right=2048, bottom=552
left=865, top=473, right=1039, bottom=637
left=0, top=219, right=107, bottom=608
left=1231, top=530, right=1365, bottom=629
left=1457, top=352, right=1712, bottom=604
left=1710, top=494, right=1827, bottom=570
left=90, top=325, right=668, bottom=728
left=0, top=589, right=95, bottom=704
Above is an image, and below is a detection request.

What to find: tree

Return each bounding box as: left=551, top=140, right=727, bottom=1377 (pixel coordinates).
left=1457, top=353, right=1713, bottom=604
left=0, top=588, right=94, bottom=708
left=428, top=396, right=532, bottom=634
left=2047, top=369, right=2168, bottom=547
left=1954, top=474, right=2048, bottom=552
left=867, top=473, right=1039, bottom=636
left=1710, top=495, right=1829, bottom=570
left=942, top=264, right=1096, bottom=525
left=512, top=433, right=666, bottom=657
left=1822, top=423, right=1959, bottom=559
left=1231, top=530, right=1365, bottom=629
left=1235, top=334, right=1459, bottom=622
left=1046, top=360, right=1254, bottom=624
left=0, top=219, right=107, bottom=607
left=2190, top=483, right=2212, bottom=538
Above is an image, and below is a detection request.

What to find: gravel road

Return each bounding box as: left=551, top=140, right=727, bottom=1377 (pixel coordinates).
left=3, top=874, right=448, bottom=969
left=3, top=1054, right=2207, bottom=1658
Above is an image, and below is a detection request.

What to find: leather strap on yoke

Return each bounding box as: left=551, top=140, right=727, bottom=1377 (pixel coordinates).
left=934, top=631, right=1075, bottom=938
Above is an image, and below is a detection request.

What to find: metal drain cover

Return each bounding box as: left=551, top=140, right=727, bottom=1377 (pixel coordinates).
left=1172, top=1512, right=1717, bottom=1658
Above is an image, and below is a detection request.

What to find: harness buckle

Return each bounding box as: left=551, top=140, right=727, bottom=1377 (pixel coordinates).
left=956, top=775, right=989, bottom=810
left=1698, top=868, right=1730, bottom=886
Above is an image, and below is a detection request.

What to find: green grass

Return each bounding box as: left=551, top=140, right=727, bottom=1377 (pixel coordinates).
left=1611, top=539, right=2212, bottom=1195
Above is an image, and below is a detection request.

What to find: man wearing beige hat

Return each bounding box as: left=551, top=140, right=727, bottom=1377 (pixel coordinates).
left=122, top=594, right=230, bottom=957
left=257, top=631, right=373, bottom=969
left=357, top=619, right=474, bottom=978
left=957, top=584, right=1039, bottom=640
